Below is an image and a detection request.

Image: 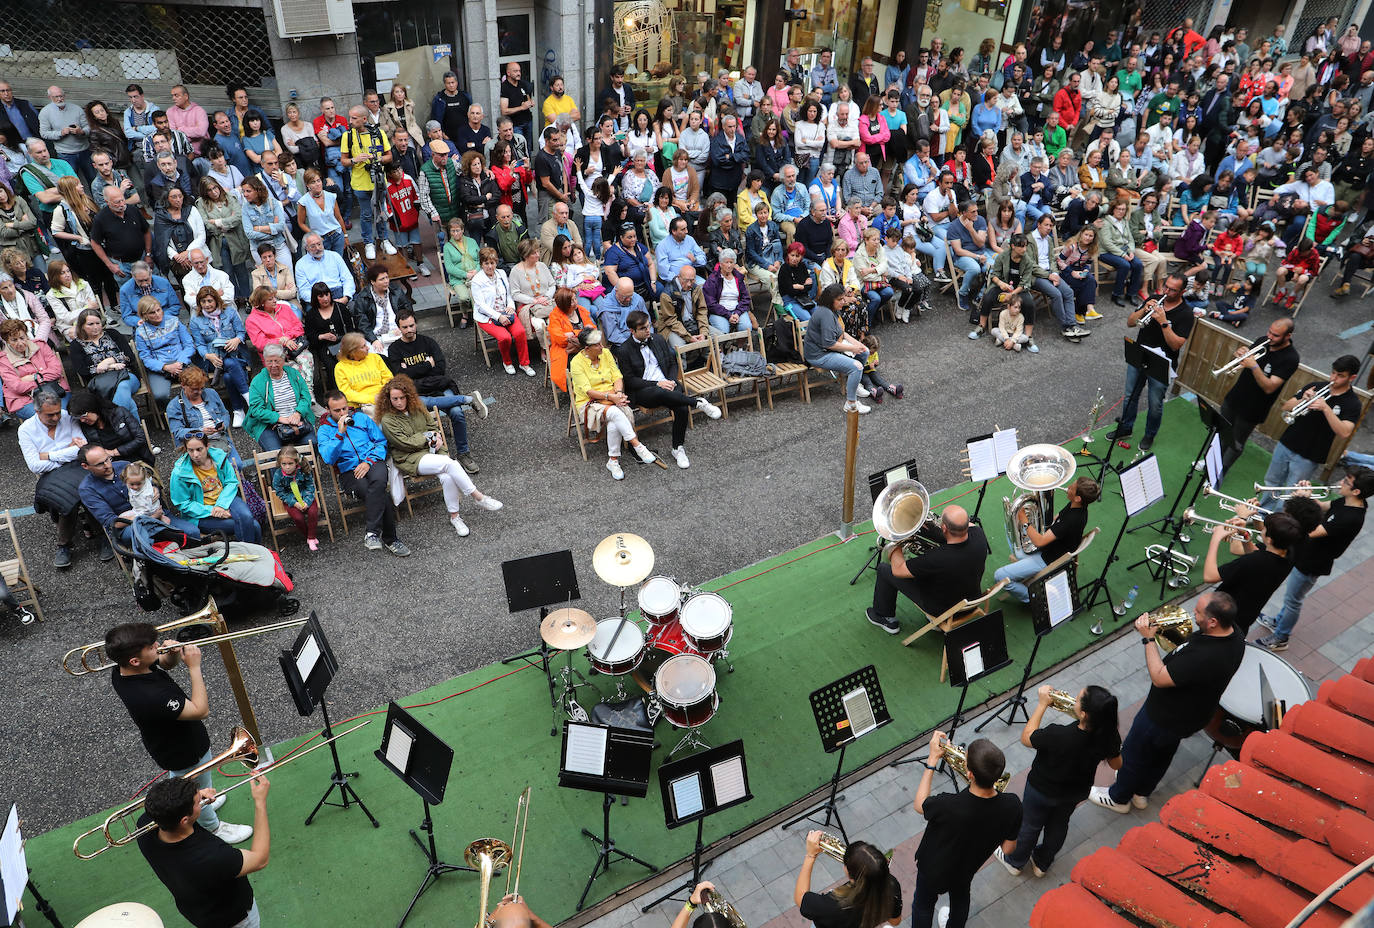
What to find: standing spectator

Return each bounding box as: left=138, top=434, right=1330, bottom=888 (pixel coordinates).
left=16, top=137, right=78, bottom=226
left=86, top=102, right=134, bottom=192
left=382, top=84, right=425, bottom=143
left=534, top=127, right=572, bottom=223
left=453, top=105, right=493, bottom=159
left=499, top=63, right=536, bottom=149
left=51, top=177, right=118, bottom=306
left=542, top=75, right=579, bottom=129
left=341, top=106, right=394, bottom=260
left=598, top=65, right=637, bottom=132
left=705, top=115, right=748, bottom=203
left=430, top=72, right=473, bottom=143
left=151, top=186, right=204, bottom=283
left=122, top=84, right=160, bottom=180
left=312, top=98, right=350, bottom=219
left=90, top=186, right=151, bottom=288
left=0, top=81, right=42, bottom=144
left=166, top=85, right=209, bottom=155
left=89, top=150, right=139, bottom=212
left=39, top=85, right=93, bottom=182
left=197, top=177, right=253, bottom=300
left=241, top=176, right=291, bottom=278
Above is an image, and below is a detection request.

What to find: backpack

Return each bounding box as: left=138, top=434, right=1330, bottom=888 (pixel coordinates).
left=294, top=134, right=324, bottom=172
left=721, top=348, right=768, bottom=378
left=763, top=317, right=803, bottom=364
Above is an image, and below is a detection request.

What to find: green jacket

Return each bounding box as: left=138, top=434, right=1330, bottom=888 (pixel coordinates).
left=990, top=247, right=1035, bottom=289
left=1304, top=207, right=1348, bottom=247
left=421, top=159, right=461, bottom=224
left=378, top=409, right=432, bottom=476
left=169, top=445, right=240, bottom=520
left=1024, top=232, right=1056, bottom=280
left=1100, top=214, right=1138, bottom=256
left=245, top=366, right=313, bottom=443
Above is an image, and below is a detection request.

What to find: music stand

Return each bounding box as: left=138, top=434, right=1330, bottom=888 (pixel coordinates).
left=919, top=611, right=1011, bottom=788
left=499, top=551, right=583, bottom=735
left=1128, top=399, right=1227, bottom=543
left=278, top=612, right=378, bottom=829
left=1081, top=453, right=1165, bottom=627
left=960, top=428, right=1018, bottom=524
left=558, top=722, right=658, bottom=911
left=782, top=665, right=892, bottom=841
left=641, top=740, right=754, bottom=914
left=977, top=567, right=1080, bottom=730
left=850, top=460, right=918, bottom=585
left=375, top=703, right=473, bottom=928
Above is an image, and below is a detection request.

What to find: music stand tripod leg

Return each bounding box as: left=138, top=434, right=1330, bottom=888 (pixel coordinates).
left=398, top=800, right=477, bottom=928
left=850, top=543, right=883, bottom=585
left=578, top=793, right=659, bottom=911
left=641, top=817, right=711, bottom=912
left=975, top=635, right=1043, bottom=731
left=305, top=702, right=379, bottom=827
left=781, top=744, right=849, bottom=841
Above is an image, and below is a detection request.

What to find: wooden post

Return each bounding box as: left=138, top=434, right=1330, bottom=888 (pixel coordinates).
left=839, top=408, right=859, bottom=539
left=201, top=598, right=263, bottom=747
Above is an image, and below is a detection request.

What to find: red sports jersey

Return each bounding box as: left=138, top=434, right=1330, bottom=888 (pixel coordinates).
left=387, top=176, right=420, bottom=232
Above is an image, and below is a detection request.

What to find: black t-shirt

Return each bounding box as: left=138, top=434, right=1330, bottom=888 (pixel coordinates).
left=500, top=79, right=535, bottom=129
left=1294, top=498, right=1366, bottom=577
left=1134, top=301, right=1194, bottom=368
left=136, top=820, right=252, bottom=928
left=111, top=665, right=211, bottom=770
left=904, top=525, right=989, bottom=618
left=1224, top=339, right=1299, bottom=423
left=1217, top=549, right=1292, bottom=631
left=1027, top=721, right=1121, bottom=802
left=453, top=123, right=493, bottom=157
left=1280, top=384, right=1361, bottom=464
left=799, top=875, right=903, bottom=928
left=436, top=90, right=471, bottom=141
left=386, top=333, right=451, bottom=395
left=91, top=207, right=149, bottom=262
left=1038, top=505, right=1086, bottom=565
left=534, top=148, right=568, bottom=196
left=1142, top=627, right=1246, bottom=735
left=914, top=789, right=1022, bottom=890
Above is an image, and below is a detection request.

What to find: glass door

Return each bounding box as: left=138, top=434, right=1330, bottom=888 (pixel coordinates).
left=496, top=9, right=535, bottom=83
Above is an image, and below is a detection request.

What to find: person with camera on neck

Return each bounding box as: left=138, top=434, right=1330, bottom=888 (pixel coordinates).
left=340, top=105, right=394, bottom=261
left=318, top=390, right=409, bottom=556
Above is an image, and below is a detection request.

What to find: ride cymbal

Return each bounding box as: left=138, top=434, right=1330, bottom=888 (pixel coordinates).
left=592, top=533, right=655, bottom=587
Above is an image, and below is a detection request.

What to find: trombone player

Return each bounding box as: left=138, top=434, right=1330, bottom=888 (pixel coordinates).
left=1216, top=318, right=1298, bottom=482
left=993, top=477, right=1100, bottom=604
left=137, top=773, right=271, bottom=928
left=489, top=894, right=554, bottom=928
left=867, top=505, right=988, bottom=636
left=1256, top=355, right=1361, bottom=513
left=1202, top=504, right=1304, bottom=634
left=106, top=622, right=253, bottom=845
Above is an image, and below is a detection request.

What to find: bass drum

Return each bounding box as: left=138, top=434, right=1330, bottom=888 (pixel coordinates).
left=654, top=654, right=719, bottom=729
left=679, top=592, right=733, bottom=653
left=586, top=618, right=646, bottom=676
left=638, top=576, right=682, bottom=626
left=1205, top=642, right=1313, bottom=752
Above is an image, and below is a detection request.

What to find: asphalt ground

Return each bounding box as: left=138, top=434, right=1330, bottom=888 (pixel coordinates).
left=1, top=262, right=1370, bottom=835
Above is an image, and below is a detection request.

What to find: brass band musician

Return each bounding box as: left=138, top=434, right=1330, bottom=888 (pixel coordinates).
left=1216, top=318, right=1298, bottom=481
left=1202, top=505, right=1304, bottom=634
left=867, top=505, right=988, bottom=635
left=794, top=832, right=902, bottom=928
left=993, top=477, right=1100, bottom=603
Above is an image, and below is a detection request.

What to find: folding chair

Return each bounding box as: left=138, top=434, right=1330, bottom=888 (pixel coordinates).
left=399, top=407, right=452, bottom=516
left=901, top=578, right=1010, bottom=683
left=437, top=251, right=469, bottom=328
left=756, top=318, right=810, bottom=407
left=675, top=339, right=729, bottom=423
left=327, top=458, right=369, bottom=535
left=252, top=445, right=336, bottom=549
left=0, top=510, right=44, bottom=623
left=129, top=353, right=165, bottom=432
left=712, top=329, right=763, bottom=417
left=1026, top=527, right=1100, bottom=591
left=474, top=319, right=498, bottom=367
left=796, top=318, right=842, bottom=401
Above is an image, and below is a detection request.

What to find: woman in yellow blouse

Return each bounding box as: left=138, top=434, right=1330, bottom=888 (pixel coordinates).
left=940, top=77, right=972, bottom=152
left=737, top=172, right=768, bottom=230
left=1078, top=148, right=1108, bottom=195
left=332, top=332, right=392, bottom=412
left=568, top=329, right=660, bottom=480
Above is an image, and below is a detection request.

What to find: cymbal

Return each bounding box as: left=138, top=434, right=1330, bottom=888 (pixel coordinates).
left=592, top=533, right=655, bottom=587
left=541, top=608, right=597, bottom=650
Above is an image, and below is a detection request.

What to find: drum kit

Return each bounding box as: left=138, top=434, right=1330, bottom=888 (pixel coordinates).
left=534, top=533, right=736, bottom=756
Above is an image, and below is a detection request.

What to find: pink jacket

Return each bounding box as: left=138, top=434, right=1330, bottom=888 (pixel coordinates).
left=859, top=114, right=891, bottom=162
left=245, top=303, right=305, bottom=353
left=0, top=341, right=68, bottom=412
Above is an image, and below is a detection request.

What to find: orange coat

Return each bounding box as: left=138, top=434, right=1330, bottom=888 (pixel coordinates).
left=548, top=303, right=596, bottom=393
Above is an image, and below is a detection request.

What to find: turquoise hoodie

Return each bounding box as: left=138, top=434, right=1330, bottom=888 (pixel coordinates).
left=169, top=445, right=241, bottom=520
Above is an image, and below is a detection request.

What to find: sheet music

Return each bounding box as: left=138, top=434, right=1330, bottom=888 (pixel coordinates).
left=992, top=429, right=1020, bottom=473
left=1045, top=571, right=1074, bottom=627
left=670, top=773, right=705, bottom=817
left=564, top=724, right=607, bottom=776
left=1204, top=435, right=1224, bottom=490
left=384, top=725, right=414, bottom=774
left=710, top=757, right=748, bottom=805
left=1, top=805, right=25, bottom=924
left=294, top=635, right=321, bottom=681
left=1120, top=455, right=1165, bottom=517
left=1140, top=343, right=1177, bottom=382
left=962, top=643, right=985, bottom=679
left=965, top=436, right=998, bottom=482
left=885, top=465, right=909, bottom=486
left=842, top=687, right=878, bottom=739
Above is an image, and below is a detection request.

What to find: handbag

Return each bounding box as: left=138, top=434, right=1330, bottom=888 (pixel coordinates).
left=237, top=469, right=269, bottom=529
left=273, top=421, right=307, bottom=443
left=87, top=370, right=123, bottom=396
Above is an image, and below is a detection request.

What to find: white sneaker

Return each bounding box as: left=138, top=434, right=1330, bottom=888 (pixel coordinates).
left=993, top=846, right=1021, bottom=876
left=210, top=793, right=228, bottom=812
left=364, top=533, right=383, bottom=551
left=856, top=384, right=871, bottom=398
left=418, top=260, right=433, bottom=276
left=607, top=458, right=625, bottom=480
left=503, top=363, right=517, bottom=375
left=364, top=243, right=377, bottom=260
left=211, top=821, right=253, bottom=844
left=632, top=443, right=657, bottom=464
left=381, top=239, right=398, bottom=255
left=1030, top=861, right=1047, bottom=878
left=937, top=906, right=949, bottom=928
left=1131, top=794, right=1149, bottom=810
left=520, top=364, right=536, bottom=376
left=671, top=446, right=690, bottom=469
left=151, top=445, right=163, bottom=455
left=1089, top=785, right=1130, bottom=814
left=231, top=409, right=246, bottom=428
left=695, top=398, right=722, bottom=419
left=450, top=514, right=470, bottom=537
left=843, top=400, right=871, bottom=414
left=469, top=390, right=489, bottom=419
left=472, top=494, right=503, bottom=511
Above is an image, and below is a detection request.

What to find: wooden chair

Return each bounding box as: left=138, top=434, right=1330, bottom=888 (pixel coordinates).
left=675, top=339, right=729, bottom=421
left=756, top=317, right=809, bottom=407
left=437, top=249, right=469, bottom=328
left=796, top=319, right=842, bottom=401
left=1264, top=256, right=1327, bottom=320
left=252, top=445, right=336, bottom=549
left=901, top=578, right=1010, bottom=682
left=474, top=318, right=498, bottom=367
left=712, top=329, right=763, bottom=417
left=0, top=510, right=43, bottom=623
left=326, top=455, right=369, bottom=536
left=398, top=407, right=453, bottom=516
left=1026, top=526, right=1101, bottom=591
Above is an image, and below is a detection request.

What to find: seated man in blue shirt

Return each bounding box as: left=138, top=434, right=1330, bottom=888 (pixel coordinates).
left=594, top=279, right=647, bottom=346
left=653, top=218, right=706, bottom=297
left=317, top=390, right=409, bottom=556
left=948, top=199, right=995, bottom=314
left=294, top=233, right=356, bottom=312
left=769, top=164, right=810, bottom=238
left=78, top=445, right=199, bottom=544
left=119, top=261, right=181, bottom=328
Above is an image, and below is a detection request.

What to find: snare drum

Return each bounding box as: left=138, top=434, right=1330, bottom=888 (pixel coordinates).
left=1219, top=643, right=1313, bottom=727
left=586, top=618, right=646, bottom=676
left=654, top=654, right=719, bottom=728
left=679, top=592, right=733, bottom=653
left=638, top=576, right=682, bottom=626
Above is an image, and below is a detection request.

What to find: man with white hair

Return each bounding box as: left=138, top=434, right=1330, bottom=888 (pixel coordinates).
left=294, top=233, right=356, bottom=308
left=16, top=137, right=78, bottom=222
left=38, top=85, right=92, bottom=181
left=842, top=152, right=883, bottom=218
left=340, top=105, right=394, bottom=260
left=119, top=261, right=181, bottom=328
left=179, top=250, right=233, bottom=310
left=539, top=200, right=583, bottom=263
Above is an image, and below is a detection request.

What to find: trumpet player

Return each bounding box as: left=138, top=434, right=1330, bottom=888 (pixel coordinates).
left=1106, top=273, right=1194, bottom=452
left=1090, top=592, right=1243, bottom=815
left=1256, top=355, right=1361, bottom=513
left=793, top=833, right=901, bottom=928
left=994, top=685, right=1121, bottom=878
left=137, top=773, right=271, bottom=928
left=105, top=622, right=254, bottom=844
left=1255, top=467, right=1372, bottom=652
left=993, top=477, right=1100, bottom=603
left=1202, top=508, right=1304, bottom=633
left=1217, top=318, right=1298, bottom=481
left=867, top=506, right=988, bottom=636
left=670, top=882, right=734, bottom=928
left=911, top=732, right=1022, bottom=928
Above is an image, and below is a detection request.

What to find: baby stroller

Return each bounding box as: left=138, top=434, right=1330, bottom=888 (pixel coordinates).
left=116, top=516, right=299, bottom=618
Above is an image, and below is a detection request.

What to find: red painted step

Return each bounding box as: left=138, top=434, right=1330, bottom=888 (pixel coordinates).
left=1283, top=700, right=1374, bottom=764
left=1319, top=675, right=1374, bottom=724
left=1029, top=883, right=1136, bottom=928
left=1241, top=730, right=1374, bottom=813
left=1071, top=846, right=1250, bottom=928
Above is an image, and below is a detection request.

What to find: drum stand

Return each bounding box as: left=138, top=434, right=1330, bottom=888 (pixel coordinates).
left=667, top=709, right=716, bottom=757
left=501, top=606, right=566, bottom=736
left=559, top=648, right=593, bottom=722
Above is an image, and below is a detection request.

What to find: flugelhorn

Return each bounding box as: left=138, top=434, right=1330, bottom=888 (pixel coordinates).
left=1144, top=605, right=1194, bottom=653
left=1252, top=481, right=1341, bottom=500
left=701, top=891, right=748, bottom=928
left=816, top=832, right=847, bottom=862
left=1282, top=383, right=1332, bottom=423
left=73, top=719, right=371, bottom=859
left=1201, top=485, right=1272, bottom=518
left=1045, top=689, right=1078, bottom=717
left=1211, top=342, right=1267, bottom=377
left=942, top=741, right=1011, bottom=793
left=1143, top=544, right=1198, bottom=588
left=1182, top=509, right=1262, bottom=543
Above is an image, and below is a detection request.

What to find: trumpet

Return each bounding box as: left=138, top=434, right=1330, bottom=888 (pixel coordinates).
left=1182, top=509, right=1262, bottom=543
left=73, top=719, right=371, bottom=859
left=701, top=891, right=748, bottom=928
left=1045, top=688, right=1078, bottom=717
left=1144, top=605, right=1194, bottom=653
left=1200, top=485, right=1272, bottom=518
left=1211, top=342, right=1267, bottom=377
left=816, top=831, right=847, bottom=862
left=1143, top=544, right=1198, bottom=589
left=942, top=741, right=1011, bottom=793
left=1282, top=383, right=1332, bottom=424
left=1252, top=481, right=1342, bottom=500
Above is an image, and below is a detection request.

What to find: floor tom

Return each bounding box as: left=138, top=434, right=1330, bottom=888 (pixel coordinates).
left=654, top=654, right=718, bottom=728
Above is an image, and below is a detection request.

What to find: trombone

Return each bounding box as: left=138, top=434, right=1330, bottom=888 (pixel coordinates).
left=63, top=615, right=308, bottom=675
left=1252, top=481, right=1342, bottom=500
left=1211, top=342, right=1267, bottom=377
left=1182, top=508, right=1262, bottom=544
left=1143, top=544, right=1198, bottom=588
left=1201, top=484, right=1272, bottom=518
left=469, top=786, right=529, bottom=928
left=1282, top=383, right=1332, bottom=423
left=73, top=719, right=371, bottom=859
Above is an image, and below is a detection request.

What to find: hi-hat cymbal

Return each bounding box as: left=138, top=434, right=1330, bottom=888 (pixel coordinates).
left=541, top=608, right=597, bottom=650
left=592, top=533, right=655, bottom=587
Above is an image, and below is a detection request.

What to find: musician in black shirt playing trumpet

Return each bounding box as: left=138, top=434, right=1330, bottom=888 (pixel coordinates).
left=1256, top=355, right=1361, bottom=513
left=1217, top=318, right=1298, bottom=481
left=1202, top=507, right=1305, bottom=634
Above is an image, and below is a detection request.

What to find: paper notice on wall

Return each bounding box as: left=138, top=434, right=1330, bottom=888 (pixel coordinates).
left=377, top=80, right=393, bottom=94
left=120, top=52, right=160, bottom=80
left=0, top=46, right=13, bottom=59
left=376, top=61, right=400, bottom=80
left=433, top=44, right=452, bottom=63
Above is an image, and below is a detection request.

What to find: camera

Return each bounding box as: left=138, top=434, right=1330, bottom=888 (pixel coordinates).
left=341, top=415, right=354, bottom=427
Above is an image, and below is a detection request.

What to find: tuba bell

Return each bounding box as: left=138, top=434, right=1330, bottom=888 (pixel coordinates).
left=872, top=478, right=937, bottom=557
left=1003, top=444, right=1078, bottom=560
